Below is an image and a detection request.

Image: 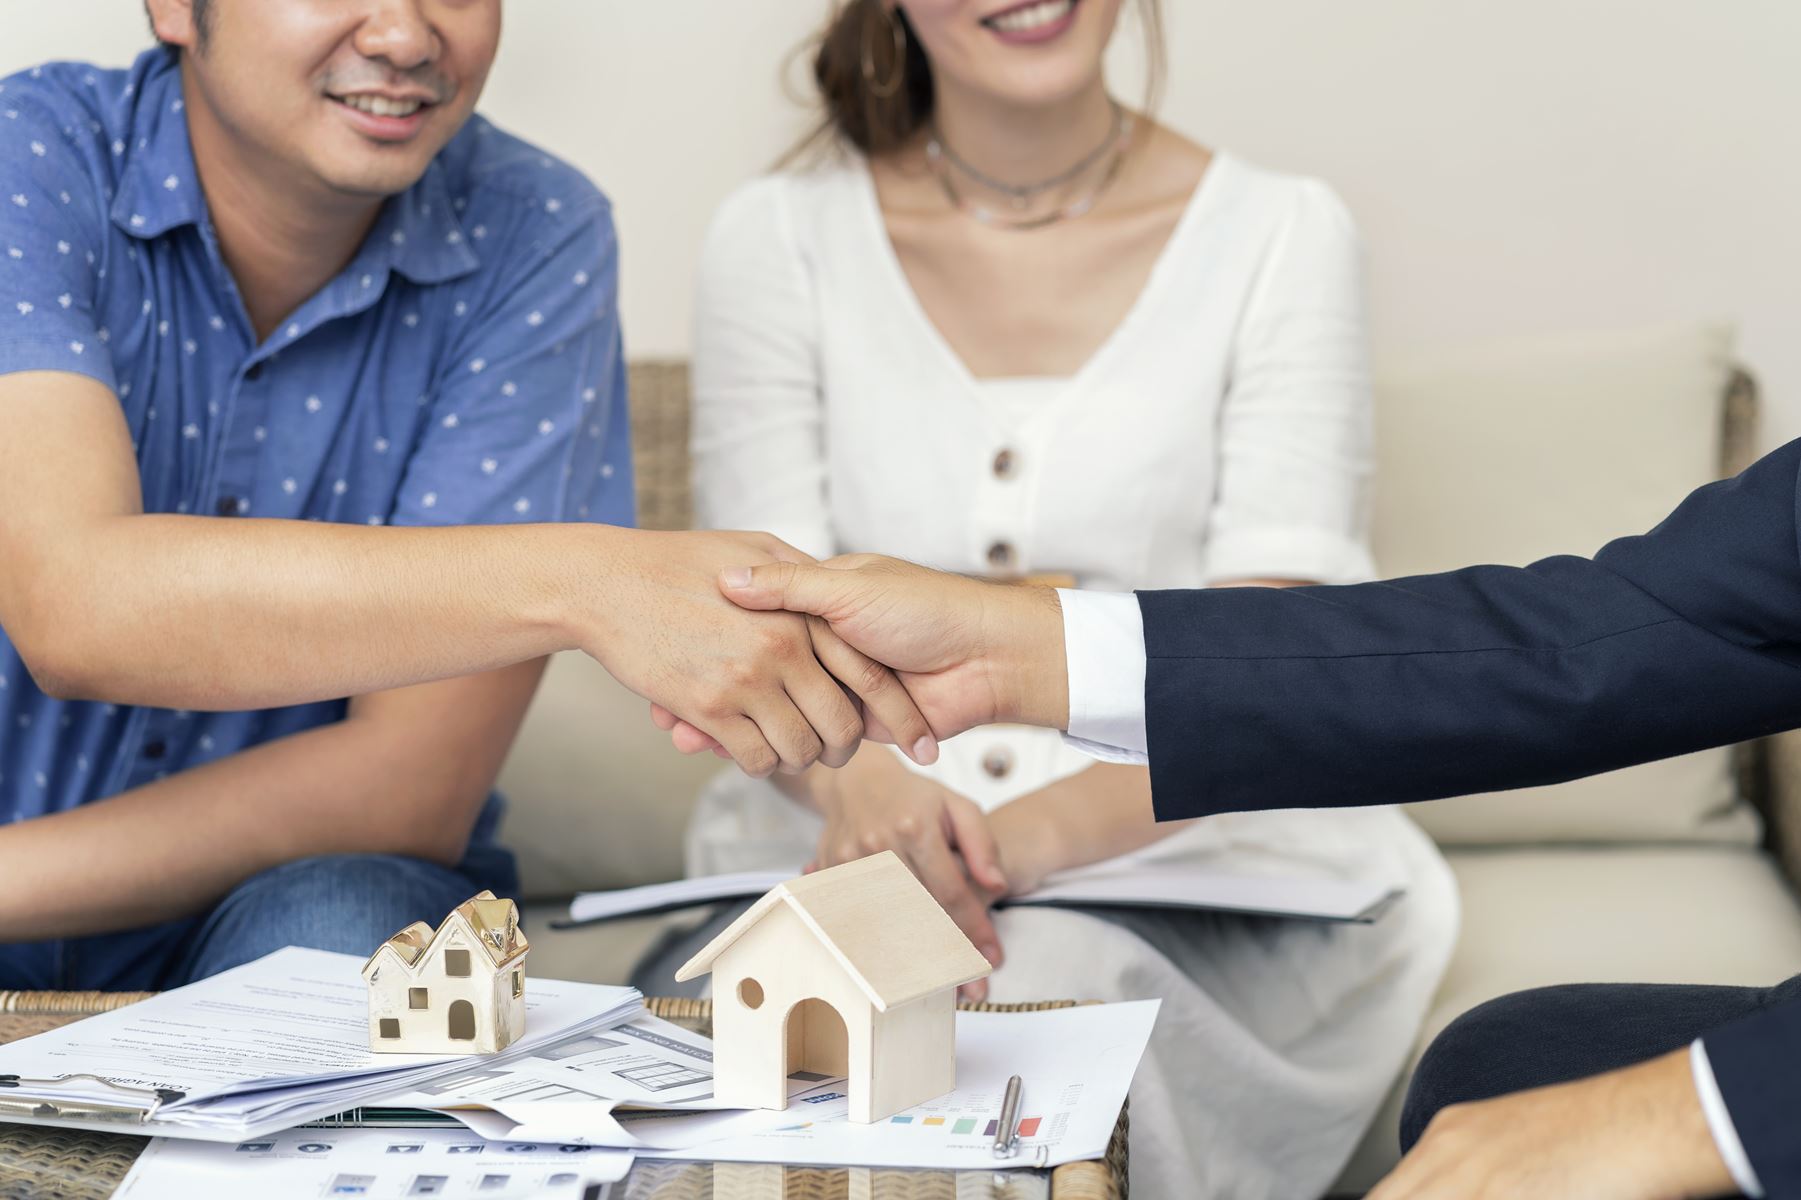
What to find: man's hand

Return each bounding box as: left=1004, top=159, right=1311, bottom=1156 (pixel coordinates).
left=652, top=555, right=1068, bottom=761
left=584, top=534, right=936, bottom=779
left=1371, top=1048, right=1738, bottom=1200
left=800, top=751, right=1007, bottom=998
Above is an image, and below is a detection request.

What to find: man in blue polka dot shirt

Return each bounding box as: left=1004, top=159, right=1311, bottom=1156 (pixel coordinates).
left=0, top=1, right=936, bottom=990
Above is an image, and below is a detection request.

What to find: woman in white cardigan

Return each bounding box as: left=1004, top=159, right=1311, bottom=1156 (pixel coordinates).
left=647, top=2, right=1458, bottom=1195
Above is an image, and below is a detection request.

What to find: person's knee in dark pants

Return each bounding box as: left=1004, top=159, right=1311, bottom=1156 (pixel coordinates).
left=1401, top=979, right=1780, bottom=1152
left=1402, top=991, right=1548, bottom=1150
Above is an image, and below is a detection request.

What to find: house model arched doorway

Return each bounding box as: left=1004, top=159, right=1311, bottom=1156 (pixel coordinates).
left=448, top=999, right=476, bottom=1041
left=785, top=997, right=849, bottom=1078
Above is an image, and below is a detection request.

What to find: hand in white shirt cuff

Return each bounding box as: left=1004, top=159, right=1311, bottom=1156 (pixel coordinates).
left=1690, top=1038, right=1764, bottom=1198
left=1056, top=589, right=1149, bottom=764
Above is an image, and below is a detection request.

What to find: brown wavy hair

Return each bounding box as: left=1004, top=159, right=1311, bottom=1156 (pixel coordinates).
left=795, top=0, right=1166, bottom=160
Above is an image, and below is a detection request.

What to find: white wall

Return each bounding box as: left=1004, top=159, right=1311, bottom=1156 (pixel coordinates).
left=8, top=1, right=1799, bottom=445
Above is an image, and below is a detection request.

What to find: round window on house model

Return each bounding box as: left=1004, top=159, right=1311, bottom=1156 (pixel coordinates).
left=738, top=977, right=764, bottom=1010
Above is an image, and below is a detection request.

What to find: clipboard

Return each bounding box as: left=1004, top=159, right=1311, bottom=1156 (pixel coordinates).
left=559, top=868, right=1404, bottom=929
left=0, top=1073, right=184, bottom=1126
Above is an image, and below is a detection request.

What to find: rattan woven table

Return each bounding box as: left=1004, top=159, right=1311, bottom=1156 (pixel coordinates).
left=0, top=991, right=1126, bottom=1200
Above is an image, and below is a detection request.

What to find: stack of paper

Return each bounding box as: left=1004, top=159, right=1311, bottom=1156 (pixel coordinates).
left=0, top=947, right=642, bottom=1142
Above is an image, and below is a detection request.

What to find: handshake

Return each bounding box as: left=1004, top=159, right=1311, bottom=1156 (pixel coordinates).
left=590, top=531, right=1072, bottom=777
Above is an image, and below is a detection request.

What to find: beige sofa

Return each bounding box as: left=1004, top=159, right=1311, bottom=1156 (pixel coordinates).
left=494, top=325, right=1801, bottom=1194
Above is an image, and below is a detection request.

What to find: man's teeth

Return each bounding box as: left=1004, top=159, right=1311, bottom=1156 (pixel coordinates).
left=338, top=94, right=423, bottom=118
left=989, top=0, right=1073, bottom=33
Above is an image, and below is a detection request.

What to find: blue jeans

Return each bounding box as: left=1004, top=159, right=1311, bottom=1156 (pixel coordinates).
left=0, top=819, right=517, bottom=991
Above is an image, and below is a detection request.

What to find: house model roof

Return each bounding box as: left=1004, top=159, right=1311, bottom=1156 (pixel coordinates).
left=360, top=890, right=529, bottom=978
left=674, top=851, right=993, bottom=1011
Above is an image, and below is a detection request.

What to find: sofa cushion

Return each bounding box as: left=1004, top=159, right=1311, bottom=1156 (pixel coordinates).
left=1333, top=844, right=1801, bottom=1191
left=1373, top=323, right=1757, bottom=845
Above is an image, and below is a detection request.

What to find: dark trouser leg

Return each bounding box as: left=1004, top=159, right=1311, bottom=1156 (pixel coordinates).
left=166, top=847, right=518, bottom=987
left=0, top=939, right=57, bottom=990
left=1401, top=976, right=1801, bottom=1152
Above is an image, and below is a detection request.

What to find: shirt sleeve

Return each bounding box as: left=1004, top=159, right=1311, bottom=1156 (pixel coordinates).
left=1690, top=1038, right=1765, bottom=1198
left=689, top=177, right=834, bottom=560
left=0, top=98, right=118, bottom=392
left=1058, top=588, right=1150, bottom=763
left=1204, top=179, right=1375, bottom=586
left=390, top=199, right=633, bottom=530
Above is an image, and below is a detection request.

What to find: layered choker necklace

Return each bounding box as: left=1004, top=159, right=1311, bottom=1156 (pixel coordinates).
left=925, top=101, right=1135, bottom=231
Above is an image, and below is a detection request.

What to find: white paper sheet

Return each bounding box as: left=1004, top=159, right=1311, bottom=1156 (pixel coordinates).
left=0, top=948, right=643, bottom=1140
left=505, top=1015, right=718, bottom=1106
left=384, top=1015, right=717, bottom=1116
left=434, top=1003, right=1155, bottom=1172
left=115, top=1127, right=632, bottom=1199
left=444, top=1077, right=851, bottom=1149
left=1020, top=860, right=1400, bottom=922
left=619, top=1003, right=1158, bottom=1170
left=568, top=864, right=1398, bottom=926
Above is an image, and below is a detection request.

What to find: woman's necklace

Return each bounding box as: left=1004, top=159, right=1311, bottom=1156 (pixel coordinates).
left=926, top=105, right=1135, bottom=232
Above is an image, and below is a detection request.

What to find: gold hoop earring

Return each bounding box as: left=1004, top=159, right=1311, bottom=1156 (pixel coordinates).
left=861, top=3, right=907, bottom=99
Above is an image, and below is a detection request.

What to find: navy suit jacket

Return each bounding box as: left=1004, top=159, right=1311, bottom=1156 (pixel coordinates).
left=1139, top=438, right=1801, bottom=1193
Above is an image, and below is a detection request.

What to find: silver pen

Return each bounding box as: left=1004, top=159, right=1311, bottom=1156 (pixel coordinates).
left=992, top=1074, right=1023, bottom=1159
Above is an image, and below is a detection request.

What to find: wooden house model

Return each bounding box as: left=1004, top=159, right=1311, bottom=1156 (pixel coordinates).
left=675, top=851, right=992, bottom=1123
left=362, top=890, right=529, bottom=1055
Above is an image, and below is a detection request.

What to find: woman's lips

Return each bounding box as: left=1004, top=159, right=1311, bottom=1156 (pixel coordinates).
left=982, top=0, right=1079, bottom=46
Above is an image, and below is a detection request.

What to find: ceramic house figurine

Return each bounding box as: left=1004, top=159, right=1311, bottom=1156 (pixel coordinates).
left=362, top=891, right=529, bottom=1055
left=675, top=851, right=992, bottom=1123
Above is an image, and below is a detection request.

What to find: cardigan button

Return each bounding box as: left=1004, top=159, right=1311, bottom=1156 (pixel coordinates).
left=992, top=448, right=1017, bottom=480
left=986, top=541, right=1015, bottom=570
left=982, top=747, right=1014, bottom=779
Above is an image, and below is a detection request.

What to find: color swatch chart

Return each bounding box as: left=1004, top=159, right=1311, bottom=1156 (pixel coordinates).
left=888, top=1113, right=1047, bottom=1139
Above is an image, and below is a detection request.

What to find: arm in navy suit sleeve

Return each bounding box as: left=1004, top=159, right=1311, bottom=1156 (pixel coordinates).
left=1703, top=999, right=1801, bottom=1197
left=1137, top=440, right=1801, bottom=1194
left=1140, top=438, right=1801, bottom=821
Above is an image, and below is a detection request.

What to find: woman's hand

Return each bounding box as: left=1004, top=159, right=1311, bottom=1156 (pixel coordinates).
left=800, top=751, right=1008, bottom=1001
left=984, top=798, right=1074, bottom=900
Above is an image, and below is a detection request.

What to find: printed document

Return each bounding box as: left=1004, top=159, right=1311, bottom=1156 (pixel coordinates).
left=116, top=1127, right=631, bottom=1198
left=614, top=1002, right=1159, bottom=1170
left=0, top=947, right=641, bottom=1140
left=433, top=1002, right=1157, bottom=1171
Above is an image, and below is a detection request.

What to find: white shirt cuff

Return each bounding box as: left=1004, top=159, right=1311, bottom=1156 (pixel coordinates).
left=1056, top=589, right=1149, bottom=764
left=1691, top=1038, right=1764, bottom=1198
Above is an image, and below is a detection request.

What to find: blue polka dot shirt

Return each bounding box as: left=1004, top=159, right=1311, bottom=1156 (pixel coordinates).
left=0, top=49, right=634, bottom=829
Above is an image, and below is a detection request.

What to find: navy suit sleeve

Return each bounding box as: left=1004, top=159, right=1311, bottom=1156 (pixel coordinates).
left=1142, top=444, right=1801, bottom=1193
left=1704, top=996, right=1801, bottom=1196
left=1140, top=438, right=1801, bottom=821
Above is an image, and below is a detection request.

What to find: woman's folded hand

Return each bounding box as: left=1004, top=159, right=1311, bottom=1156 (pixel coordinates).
left=799, top=749, right=1007, bottom=1001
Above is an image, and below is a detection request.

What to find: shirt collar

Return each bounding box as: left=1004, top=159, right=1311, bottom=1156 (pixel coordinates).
left=369, top=159, right=481, bottom=286
left=109, top=50, right=479, bottom=287
left=108, top=52, right=206, bottom=241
